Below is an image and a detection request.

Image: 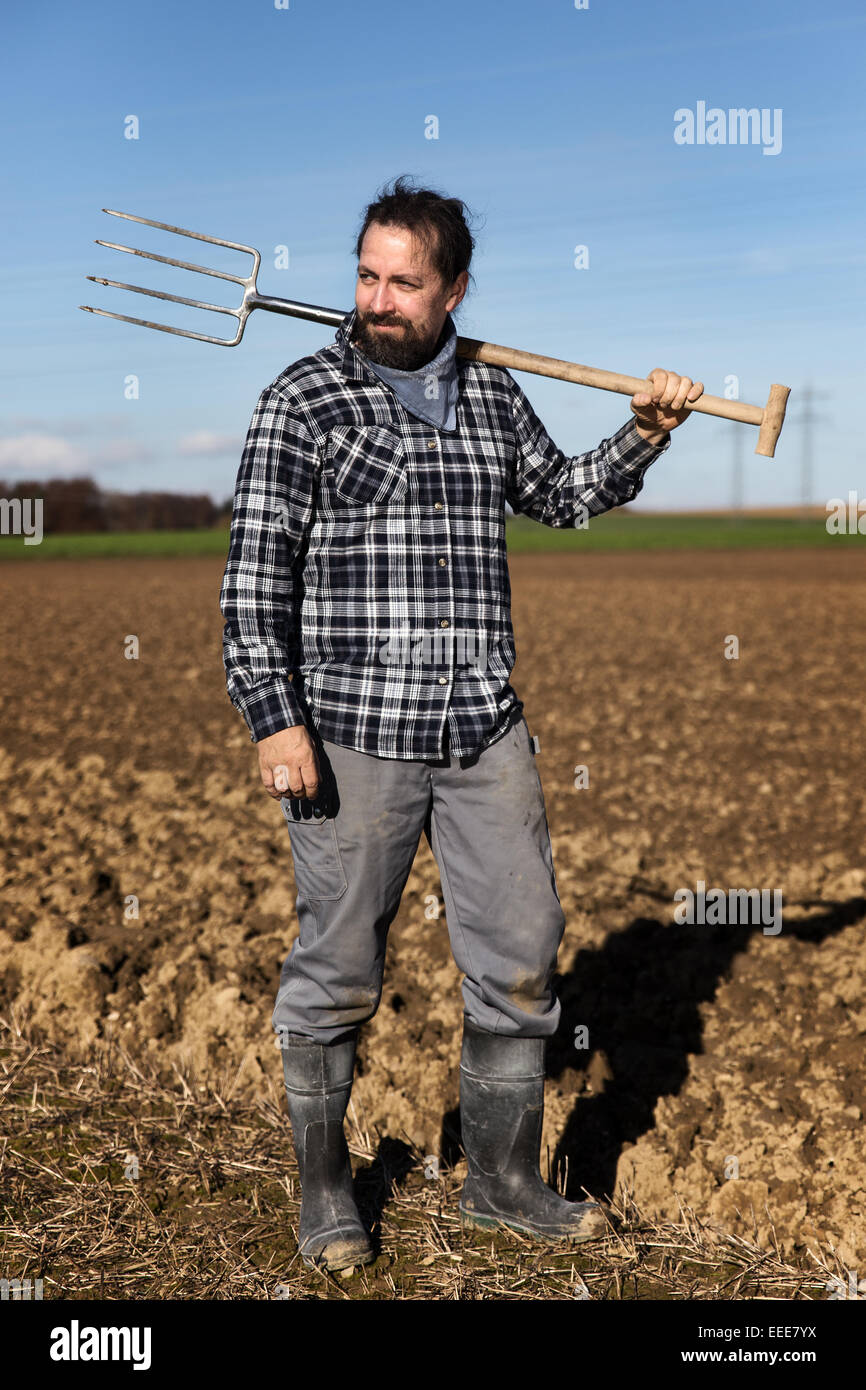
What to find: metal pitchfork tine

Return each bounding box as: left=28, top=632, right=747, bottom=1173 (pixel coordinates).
left=80, top=208, right=344, bottom=346
left=80, top=209, right=791, bottom=456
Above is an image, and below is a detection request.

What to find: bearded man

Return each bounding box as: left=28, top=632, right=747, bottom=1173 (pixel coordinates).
left=219, top=174, right=702, bottom=1272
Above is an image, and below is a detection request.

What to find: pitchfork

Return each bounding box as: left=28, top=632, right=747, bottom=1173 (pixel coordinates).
left=80, top=209, right=790, bottom=457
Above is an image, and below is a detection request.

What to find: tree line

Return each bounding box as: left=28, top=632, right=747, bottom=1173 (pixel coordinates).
left=0, top=477, right=232, bottom=532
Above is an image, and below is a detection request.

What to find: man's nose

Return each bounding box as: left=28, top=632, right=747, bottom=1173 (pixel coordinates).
left=369, top=284, right=397, bottom=315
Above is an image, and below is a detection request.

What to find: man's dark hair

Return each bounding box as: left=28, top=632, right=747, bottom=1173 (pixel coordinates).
left=353, top=174, right=477, bottom=294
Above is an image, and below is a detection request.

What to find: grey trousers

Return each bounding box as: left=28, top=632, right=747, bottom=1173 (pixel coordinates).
left=272, top=715, right=566, bottom=1044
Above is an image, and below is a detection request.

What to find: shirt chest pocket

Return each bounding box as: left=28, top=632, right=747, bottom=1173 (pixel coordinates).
left=324, top=424, right=408, bottom=507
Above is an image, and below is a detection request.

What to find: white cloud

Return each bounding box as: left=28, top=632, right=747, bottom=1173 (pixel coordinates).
left=0, top=433, right=154, bottom=476
left=90, top=439, right=154, bottom=465
left=0, top=433, right=88, bottom=475
left=178, top=430, right=242, bottom=457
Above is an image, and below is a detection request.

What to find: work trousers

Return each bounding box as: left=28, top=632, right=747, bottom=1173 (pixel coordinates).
left=272, top=715, right=566, bottom=1044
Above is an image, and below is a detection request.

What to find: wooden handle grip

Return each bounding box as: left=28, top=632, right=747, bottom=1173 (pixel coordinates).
left=755, top=384, right=791, bottom=458
left=455, top=336, right=789, bottom=458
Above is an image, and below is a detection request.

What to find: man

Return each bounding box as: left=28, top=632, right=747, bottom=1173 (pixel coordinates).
left=219, top=175, right=703, bottom=1273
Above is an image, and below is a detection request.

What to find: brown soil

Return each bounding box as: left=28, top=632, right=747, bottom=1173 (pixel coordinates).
left=1, top=549, right=864, bottom=1270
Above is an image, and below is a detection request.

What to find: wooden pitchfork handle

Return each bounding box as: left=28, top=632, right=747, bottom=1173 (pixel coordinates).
left=456, top=337, right=790, bottom=459
left=81, top=210, right=791, bottom=458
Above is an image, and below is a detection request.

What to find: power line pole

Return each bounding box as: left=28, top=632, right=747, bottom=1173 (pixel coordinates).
left=792, top=384, right=832, bottom=518
left=731, top=420, right=745, bottom=512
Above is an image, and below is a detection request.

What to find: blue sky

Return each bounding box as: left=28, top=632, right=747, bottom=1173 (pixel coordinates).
left=2, top=0, right=863, bottom=510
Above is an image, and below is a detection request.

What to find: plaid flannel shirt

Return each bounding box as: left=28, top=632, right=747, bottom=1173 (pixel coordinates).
left=219, top=307, right=670, bottom=759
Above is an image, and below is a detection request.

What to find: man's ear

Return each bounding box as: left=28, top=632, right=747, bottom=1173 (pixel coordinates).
left=446, top=270, right=469, bottom=312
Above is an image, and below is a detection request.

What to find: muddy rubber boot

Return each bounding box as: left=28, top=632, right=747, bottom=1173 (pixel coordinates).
left=458, top=1018, right=607, bottom=1243
left=281, top=1030, right=374, bottom=1272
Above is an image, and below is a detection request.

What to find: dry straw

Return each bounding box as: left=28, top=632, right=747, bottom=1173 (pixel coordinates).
left=0, top=1005, right=844, bottom=1302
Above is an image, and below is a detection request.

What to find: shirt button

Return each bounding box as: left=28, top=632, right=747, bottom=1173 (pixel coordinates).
left=427, top=439, right=437, bottom=449
left=438, top=676, right=447, bottom=685
left=434, top=501, right=444, bottom=510
left=440, top=619, right=450, bottom=628
left=438, top=557, right=446, bottom=566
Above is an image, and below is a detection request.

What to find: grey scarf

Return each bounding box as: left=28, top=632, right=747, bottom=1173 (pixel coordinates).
left=359, top=314, right=459, bottom=431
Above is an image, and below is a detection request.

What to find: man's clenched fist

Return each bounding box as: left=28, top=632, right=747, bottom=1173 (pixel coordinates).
left=631, top=366, right=704, bottom=438
left=257, top=724, right=320, bottom=801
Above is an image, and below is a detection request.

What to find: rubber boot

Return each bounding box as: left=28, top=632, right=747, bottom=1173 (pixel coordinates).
left=281, top=1030, right=374, bottom=1272
left=458, top=1017, right=607, bottom=1243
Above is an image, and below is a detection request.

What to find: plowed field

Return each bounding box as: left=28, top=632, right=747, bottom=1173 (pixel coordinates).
left=2, top=549, right=864, bottom=1269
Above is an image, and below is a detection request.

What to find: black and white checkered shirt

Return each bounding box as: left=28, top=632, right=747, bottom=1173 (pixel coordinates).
left=219, top=307, right=670, bottom=760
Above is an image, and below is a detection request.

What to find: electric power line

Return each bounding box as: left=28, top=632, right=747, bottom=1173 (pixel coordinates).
left=791, top=384, right=832, bottom=515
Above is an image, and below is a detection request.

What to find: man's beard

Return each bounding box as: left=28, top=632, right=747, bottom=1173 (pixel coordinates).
left=352, top=311, right=444, bottom=371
